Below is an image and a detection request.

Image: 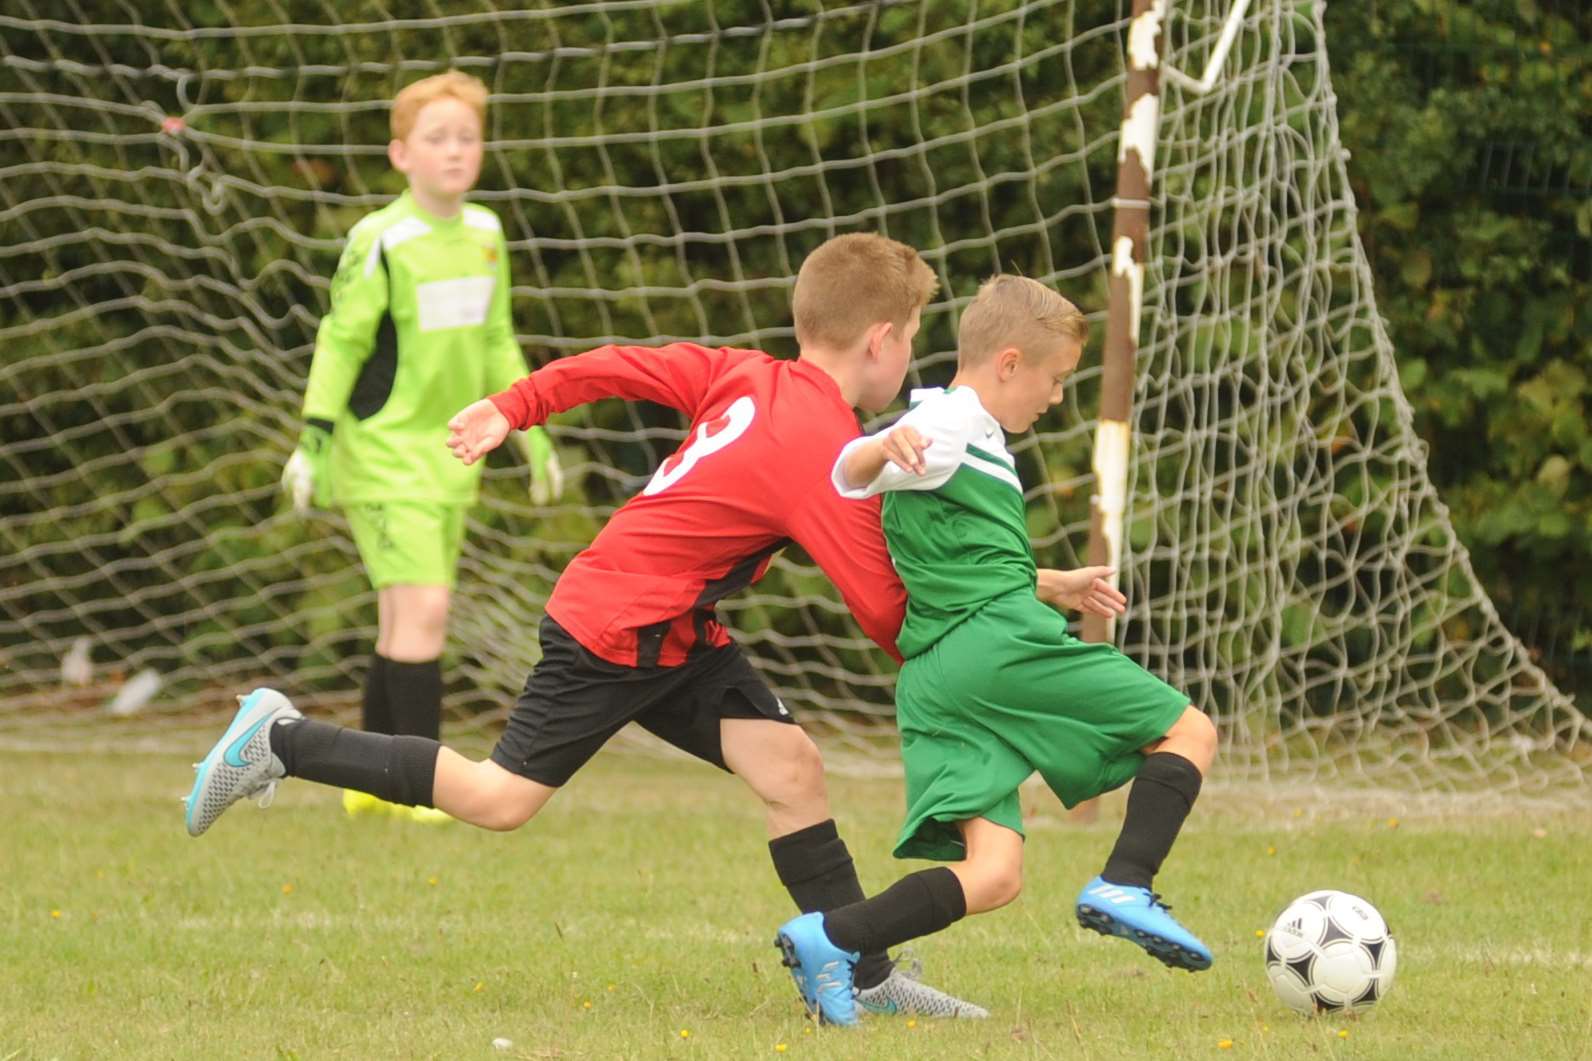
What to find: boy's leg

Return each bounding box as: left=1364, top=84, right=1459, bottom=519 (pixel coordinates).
left=1077, top=705, right=1217, bottom=971
left=347, top=501, right=458, bottom=819
left=720, top=718, right=893, bottom=987
left=776, top=818, right=1013, bottom=1025
left=187, top=616, right=620, bottom=837
left=188, top=695, right=561, bottom=836
left=1100, top=706, right=1215, bottom=889
left=716, top=715, right=985, bottom=1019
left=361, top=653, right=393, bottom=734
left=375, top=584, right=450, bottom=740
left=351, top=621, right=447, bottom=820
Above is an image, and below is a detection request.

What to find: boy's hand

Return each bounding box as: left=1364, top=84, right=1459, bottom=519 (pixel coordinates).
left=280, top=422, right=332, bottom=513
left=516, top=427, right=566, bottom=505
left=447, top=399, right=512, bottom=465
left=1036, top=566, right=1126, bottom=617
left=881, top=425, right=932, bottom=475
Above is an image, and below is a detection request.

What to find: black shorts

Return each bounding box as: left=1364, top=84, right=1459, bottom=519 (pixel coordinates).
left=490, top=615, right=794, bottom=786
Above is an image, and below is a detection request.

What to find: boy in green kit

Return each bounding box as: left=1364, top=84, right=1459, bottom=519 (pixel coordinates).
left=775, top=276, right=1219, bottom=1025
left=280, top=72, right=562, bottom=822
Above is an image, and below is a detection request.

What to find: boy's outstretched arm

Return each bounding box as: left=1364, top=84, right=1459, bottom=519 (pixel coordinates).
left=447, top=399, right=512, bottom=466
left=836, top=425, right=932, bottom=490
left=1035, top=566, right=1126, bottom=618
left=487, top=342, right=760, bottom=432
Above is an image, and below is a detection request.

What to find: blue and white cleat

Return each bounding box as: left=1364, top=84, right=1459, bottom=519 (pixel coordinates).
left=1076, top=875, right=1213, bottom=971
left=775, top=912, right=860, bottom=1026
left=184, top=688, right=301, bottom=837
left=856, top=956, right=989, bottom=1019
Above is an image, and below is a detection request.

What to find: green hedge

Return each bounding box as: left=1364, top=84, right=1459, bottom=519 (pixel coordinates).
left=1324, top=0, right=1592, bottom=705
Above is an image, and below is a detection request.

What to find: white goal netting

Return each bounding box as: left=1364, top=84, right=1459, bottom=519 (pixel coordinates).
left=2, top=1, right=1584, bottom=801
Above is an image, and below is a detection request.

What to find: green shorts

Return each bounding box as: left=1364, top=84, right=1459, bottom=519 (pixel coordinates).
left=893, top=589, right=1190, bottom=862
left=344, top=500, right=467, bottom=589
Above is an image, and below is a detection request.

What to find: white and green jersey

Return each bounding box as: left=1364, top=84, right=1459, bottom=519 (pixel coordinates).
left=832, top=386, right=1033, bottom=658
left=301, top=191, right=528, bottom=503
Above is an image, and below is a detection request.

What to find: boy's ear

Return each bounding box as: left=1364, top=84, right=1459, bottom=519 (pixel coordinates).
left=863, top=320, right=893, bottom=362
left=996, top=346, right=1022, bottom=380
left=387, top=139, right=408, bottom=173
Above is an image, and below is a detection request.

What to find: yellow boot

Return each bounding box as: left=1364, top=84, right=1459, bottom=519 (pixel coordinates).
left=342, top=788, right=400, bottom=818
left=407, top=805, right=455, bottom=825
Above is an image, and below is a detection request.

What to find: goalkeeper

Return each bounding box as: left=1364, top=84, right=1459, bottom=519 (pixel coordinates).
left=279, top=71, right=562, bottom=823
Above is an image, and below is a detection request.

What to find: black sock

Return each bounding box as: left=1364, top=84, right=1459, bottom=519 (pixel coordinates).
left=362, top=654, right=393, bottom=734
left=1100, top=751, right=1203, bottom=890
left=768, top=820, right=893, bottom=989
left=384, top=658, right=443, bottom=741
left=822, top=867, right=967, bottom=956
left=269, top=718, right=439, bottom=807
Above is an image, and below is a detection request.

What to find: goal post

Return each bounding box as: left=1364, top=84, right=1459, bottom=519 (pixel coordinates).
left=0, top=1, right=1583, bottom=801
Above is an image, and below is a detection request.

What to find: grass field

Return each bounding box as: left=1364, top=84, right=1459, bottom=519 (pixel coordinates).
left=5, top=733, right=1590, bottom=1060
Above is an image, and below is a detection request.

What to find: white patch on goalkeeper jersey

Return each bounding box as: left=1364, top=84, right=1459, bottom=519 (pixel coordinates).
left=416, top=275, right=495, bottom=331
left=364, top=217, right=431, bottom=276
left=463, top=207, right=501, bottom=232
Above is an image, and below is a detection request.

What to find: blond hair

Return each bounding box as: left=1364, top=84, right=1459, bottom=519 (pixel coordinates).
left=391, top=71, right=489, bottom=140
left=792, top=233, right=939, bottom=351
left=957, top=274, right=1088, bottom=368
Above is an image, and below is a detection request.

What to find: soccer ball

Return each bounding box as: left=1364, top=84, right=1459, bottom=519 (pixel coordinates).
left=1263, top=890, right=1397, bottom=1014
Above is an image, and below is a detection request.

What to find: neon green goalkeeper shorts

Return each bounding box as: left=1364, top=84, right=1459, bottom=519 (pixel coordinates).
left=344, top=500, right=467, bottom=589
left=893, top=588, right=1190, bottom=862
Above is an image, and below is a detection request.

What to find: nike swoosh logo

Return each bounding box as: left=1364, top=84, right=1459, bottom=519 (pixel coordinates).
left=223, top=714, right=271, bottom=768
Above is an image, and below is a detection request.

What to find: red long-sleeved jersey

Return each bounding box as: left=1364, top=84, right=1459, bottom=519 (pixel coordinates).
left=490, top=343, right=906, bottom=667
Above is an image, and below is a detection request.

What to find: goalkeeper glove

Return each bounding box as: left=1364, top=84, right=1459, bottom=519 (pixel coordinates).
left=516, top=426, right=565, bottom=505
left=281, top=419, right=333, bottom=513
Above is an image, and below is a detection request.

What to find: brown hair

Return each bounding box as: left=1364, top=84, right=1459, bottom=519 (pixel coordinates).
left=957, top=274, right=1088, bottom=367
left=391, top=71, right=489, bottom=140
left=792, top=233, right=939, bottom=351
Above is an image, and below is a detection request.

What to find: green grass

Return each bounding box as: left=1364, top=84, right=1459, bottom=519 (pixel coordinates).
left=4, top=739, right=1590, bottom=1060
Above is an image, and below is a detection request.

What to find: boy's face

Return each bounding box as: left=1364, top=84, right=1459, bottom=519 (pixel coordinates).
left=389, top=97, right=484, bottom=206
left=991, top=338, right=1082, bottom=433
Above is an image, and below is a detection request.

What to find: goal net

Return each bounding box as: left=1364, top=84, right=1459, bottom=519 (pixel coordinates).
left=2, top=1, right=1584, bottom=801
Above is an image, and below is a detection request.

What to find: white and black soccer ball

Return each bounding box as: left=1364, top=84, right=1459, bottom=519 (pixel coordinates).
left=1263, top=890, right=1397, bottom=1015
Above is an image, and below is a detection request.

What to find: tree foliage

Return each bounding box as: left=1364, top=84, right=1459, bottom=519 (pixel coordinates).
left=1324, top=0, right=1592, bottom=704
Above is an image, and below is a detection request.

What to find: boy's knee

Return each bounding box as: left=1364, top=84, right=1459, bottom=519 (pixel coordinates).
left=763, top=729, right=825, bottom=801
left=463, top=763, right=543, bottom=831
left=723, top=721, right=831, bottom=830
left=406, top=591, right=451, bottom=639
left=960, top=849, right=1023, bottom=912
left=986, top=864, right=1023, bottom=909
left=1183, top=707, right=1218, bottom=761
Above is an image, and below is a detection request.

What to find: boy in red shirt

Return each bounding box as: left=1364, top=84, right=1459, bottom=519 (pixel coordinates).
left=185, top=233, right=986, bottom=1018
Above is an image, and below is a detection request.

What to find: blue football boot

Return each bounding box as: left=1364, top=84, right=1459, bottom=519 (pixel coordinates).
left=1076, top=875, right=1213, bottom=971
left=774, top=912, right=860, bottom=1026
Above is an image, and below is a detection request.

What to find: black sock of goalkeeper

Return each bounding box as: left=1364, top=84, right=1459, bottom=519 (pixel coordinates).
left=1100, top=751, right=1204, bottom=890
left=361, top=654, right=394, bottom=734
left=768, top=820, right=892, bottom=989
left=269, top=718, right=438, bottom=807
left=822, top=867, right=968, bottom=956
left=384, top=658, right=443, bottom=741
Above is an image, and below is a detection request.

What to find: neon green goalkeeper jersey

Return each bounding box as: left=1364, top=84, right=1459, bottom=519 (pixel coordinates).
left=832, top=386, right=1034, bottom=659
left=302, top=191, right=528, bottom=504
